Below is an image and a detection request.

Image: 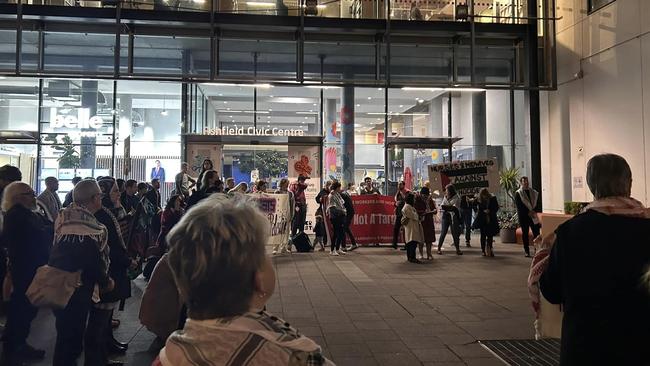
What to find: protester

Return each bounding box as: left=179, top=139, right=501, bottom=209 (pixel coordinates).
left=346, top=182, right=358, bottom=195
left=0, top=165, right=22, bottom=318
left=401, top=192, right=423, bottom=263
left=0, top=182, right=53, bottom=363
left=37, top=176, right=62, bottom=222
left=327, top=181, right=347, bottom=256
left=224, top=177, right=235, bottom=193
left=49, top=180, right=113, bottom=366
left=341, top=188, right=357, bottom=250
left=460, top=195, right=475, bottom=247
left=273, top=178, right=294, bottom=255
left=290, top=175, right=309, bottom=236
left=254, top=179, right=268, bottom=193
left=313, top=215, right=326, bottom=252
left=539, top=154, right=650, bottom=365
left=63, top=176, right=83, bottom=208
left=90, top=178, right=133, bottom=365
left=139, top=254, right=183, bottom=343
left=392, top=181, right=408, bottom=249
left=128, top=182, right=159, bottom=260
left=414, top=187, right=436, bottom=260
left=116, top=179, right=126, bottom=194
left=120, top=179, right=139, bottom=214
left=154, top=195, right=332, bottom=366
left=186, top=170, right=220, bottom=209
left=174, top=162, right=196, bottom=199
left=137, top=182, right=148, bottom=197
left=146, top=178, right=162, bottom=210
left=437, top=184, right=463, bottom=255
left=195, top=159, right=214, bottom=191
left=155, top=194, right=184, bottom=254
left=473, top=188, right=499, bottom=257
left=516, top=176, right=540, bottom=257
left=360, top=176, right=380, bottom=195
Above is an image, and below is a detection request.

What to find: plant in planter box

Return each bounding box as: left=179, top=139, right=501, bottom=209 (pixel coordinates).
left=564, top=201, right=589, bottom=216
left=498, top=210, right=519, bottom=243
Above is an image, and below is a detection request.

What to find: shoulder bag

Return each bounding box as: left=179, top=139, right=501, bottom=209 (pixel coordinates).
left=26, top=265, right=82, bottom=309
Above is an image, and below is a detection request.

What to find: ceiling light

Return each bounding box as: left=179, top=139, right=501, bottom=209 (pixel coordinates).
left=270, top=95, right=274, bottom=98
left=246, top=1, right=275, bottom=6
left=356, top=104, right=360, bottom=107
left=223, top=101, right=228, bottom=104
left=204, top=82, right=272, bottom=89
left=160, top=110, right=169, bottom=116
left=402, top=87, right=443, bottom=91
left=418, top=99, right=424, bottom=103
left=399, top=105, right=403, bottom=108
left=367, top=97, right=372, bottom=100
left=296, top=112, right=318, bottom=115
left=305, top=85, right=340, bottom=89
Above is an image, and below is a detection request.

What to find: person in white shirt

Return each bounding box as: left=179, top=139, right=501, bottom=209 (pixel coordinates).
left=437, top=184, right=463, bottom=256
left=174, top=162, right=196, bottom=200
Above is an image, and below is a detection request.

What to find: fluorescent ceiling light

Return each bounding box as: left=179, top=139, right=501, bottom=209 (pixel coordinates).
left=273, top=97, right=314, bottom=104
left=401, top=86, right=486, bottom=92
left=203, top=82, right=272, bottom=89
left=246, top=2, right=275, bottom=6
left=296, top=111, right=318, bottom=115
left=300, top=4, right=326, bottom=8
left=367, top=112, right=429, bottom=116
left=305, top=85, right=340, bottom=89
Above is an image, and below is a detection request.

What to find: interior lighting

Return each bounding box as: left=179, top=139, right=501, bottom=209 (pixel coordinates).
left=401, top=86, right=486, bottom=92
left=367, top=97, right=372, bottom=100
left=160, top=96, right=169, bottom=116
left=204, top=82, right=272, bottom=89
left=305, top=85, right=340, bottom=89
left=247, top=1, right=275, bottom=6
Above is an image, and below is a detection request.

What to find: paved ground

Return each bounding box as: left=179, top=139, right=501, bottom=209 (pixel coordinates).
left=24, top=236, right=537, bottom=366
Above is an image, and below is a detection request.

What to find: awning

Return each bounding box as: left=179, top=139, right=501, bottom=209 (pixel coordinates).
left=0, top=130, right=39, bottom=144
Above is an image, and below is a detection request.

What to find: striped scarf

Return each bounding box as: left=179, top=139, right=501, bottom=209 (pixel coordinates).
left=159, top=311, right=333, bottom=366
left=528, top=196, right=650, bottom=338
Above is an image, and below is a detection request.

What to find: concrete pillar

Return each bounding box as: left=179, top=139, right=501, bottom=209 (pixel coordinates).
left=119, top=94, right=132, bottom=142
left=80, top=80, right=98, bottom=169
left=472, top=91, right=487, bottom=159
left=340, top=86, right=355, bottom=185
left=325, top=99, right=337, bottom=144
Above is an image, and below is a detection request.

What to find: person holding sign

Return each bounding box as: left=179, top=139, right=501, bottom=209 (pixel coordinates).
left=437, top=184, right=463, bottom=255
left=515, top=176, right=540, bottom=257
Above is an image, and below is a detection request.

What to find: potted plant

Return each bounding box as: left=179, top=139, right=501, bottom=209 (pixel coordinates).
left=498, top=167, right=521, bottom=243
left=564, top=201, right=589, bottom=216
left=498, top=211, right=519, bottom=243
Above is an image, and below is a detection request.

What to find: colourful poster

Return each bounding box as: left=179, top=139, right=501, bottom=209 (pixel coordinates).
left=288, top=145, right=321, bottom=232
left=186, top=143, right=222, bottom=178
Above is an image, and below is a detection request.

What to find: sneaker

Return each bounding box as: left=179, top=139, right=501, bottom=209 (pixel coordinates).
left=338, top=249, right=346, bottom=255
left=272, top=250, right=278, bottom=255
left=437, top=249, right=443, bottom=255
left=330, top=250, right=339, bottom=256
left=349, top=244, right=359, bottom=251
left=465, top=241, right=471, bottom=248
left=318, top=247, right=325, bottom=252
left=456, top=250, right=463, bottom=256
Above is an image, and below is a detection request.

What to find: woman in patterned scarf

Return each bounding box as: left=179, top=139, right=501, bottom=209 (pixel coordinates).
left=154, top=194, right=333, bottom=366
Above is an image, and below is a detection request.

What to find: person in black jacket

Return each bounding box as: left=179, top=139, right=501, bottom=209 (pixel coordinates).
left=0, top=182, right=53, bottom=363
left=88, top=178, right=135, bottom=366
left=63, top=176, right=82, bottom=208
left=472, top=188, right=499, bottom=257
left=460, top=195, right=476, bottom=247
left=49, top=180, right=114, bottom=366
left=186, top=170, right=222, bottom=210
left=515, top=176, right=540, bottom=257
left=539, top=154, right=650, bottom=366
left=341, top=190, right=357, bottom=250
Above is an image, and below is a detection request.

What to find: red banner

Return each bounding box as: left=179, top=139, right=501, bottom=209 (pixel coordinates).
left=324, top=195, right=397, bottom=246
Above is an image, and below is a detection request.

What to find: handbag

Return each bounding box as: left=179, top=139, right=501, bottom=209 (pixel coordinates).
left=26, top=265, right=82, bottom=309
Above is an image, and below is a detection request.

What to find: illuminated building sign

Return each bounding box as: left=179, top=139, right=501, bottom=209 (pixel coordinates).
left=202, top=126, right=305, bottom=137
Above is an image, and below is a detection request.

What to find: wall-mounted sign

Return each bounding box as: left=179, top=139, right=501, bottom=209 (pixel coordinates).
left=202, top=126, right=305, bottom=137
left=52, top=115, right=104, bottom=129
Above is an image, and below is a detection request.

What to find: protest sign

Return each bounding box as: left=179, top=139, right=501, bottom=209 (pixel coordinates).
left=324, top=195, right=398, bottom=246
left=250, top=193, right=291, bottom=247
left=428, top=159, right=500, bottom=196
left=288, top=145, right=321, bottom=232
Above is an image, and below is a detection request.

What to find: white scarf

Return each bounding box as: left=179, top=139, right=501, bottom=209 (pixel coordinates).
left=516, top=187, right=538, bottom=212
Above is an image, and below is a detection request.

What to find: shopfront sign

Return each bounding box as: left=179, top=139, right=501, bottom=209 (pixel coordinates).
left=52, top=115, right=104, bottom=129
left=202, top=126, right=305, bottom=137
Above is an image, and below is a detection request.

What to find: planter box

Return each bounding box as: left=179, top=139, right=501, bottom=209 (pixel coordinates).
left=499, top=228, right=517, bottom=243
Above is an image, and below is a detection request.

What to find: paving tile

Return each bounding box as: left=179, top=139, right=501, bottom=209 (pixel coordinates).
left=323, top=332, right=366, bottom=345
left=353, top=320, right=392, bottom=330
left=412, top=348, right=462, bottom=362
left=365, top=340, right=409, bottom=354
left=373, top=352, right=423, bottom=366
left=328, top=343, right=373, bottom=358
left=448, top=343, right=494, bottom=359
left=333, top=357, right=379, bottom=366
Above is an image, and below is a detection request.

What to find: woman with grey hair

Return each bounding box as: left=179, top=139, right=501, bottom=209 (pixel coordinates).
left=539, top=153, right=650, bottom=365
left=154, top=195, right=332, bottom=366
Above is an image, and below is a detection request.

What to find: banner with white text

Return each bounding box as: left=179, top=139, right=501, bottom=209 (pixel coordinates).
left=251, top=193, right=291, bottom=247
left=428, top=159, right=500, bottom=197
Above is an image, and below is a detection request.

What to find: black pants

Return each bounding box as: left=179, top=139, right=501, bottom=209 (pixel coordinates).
left=480, top=230, right=494, bottom=254
left=462, top=209, right=473, bottom=243
left=438, top=214, right=460, bottom=251
left=291, top=204, right=307, bottom=236
left=392, top=215, right=402, bottom=248
left=520, top=216, right=540, bottom=255
left=344, top=215, right=356, bottom=246
left=53, top=289, right=93, bottom=366
left=3, top=282, right=38, bottom=351
left=84, top=307, right=112, bottom=366
left=406, top=241, right=418, bottom=261
left=331, top=215, right=346, bottom=251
